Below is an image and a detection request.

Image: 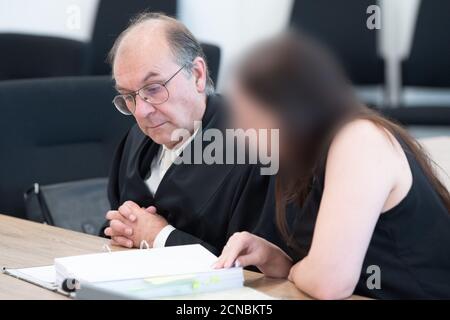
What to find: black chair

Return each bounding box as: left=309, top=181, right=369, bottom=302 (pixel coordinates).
left=402, top=0, right=450, bottom=88
left=290, top=0, right=384, bottom=86
left=200, top=43, right=221, bottom=86
left=0, top=76, right=134, bottom=219
left=0, top=34, right=88, bottom=81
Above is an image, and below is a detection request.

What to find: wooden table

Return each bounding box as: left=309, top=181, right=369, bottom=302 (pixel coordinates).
left=0, top=214, right=364, bottom=300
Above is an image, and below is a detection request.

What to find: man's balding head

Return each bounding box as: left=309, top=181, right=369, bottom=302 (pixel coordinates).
left=109, top=12, right=214, bottom=95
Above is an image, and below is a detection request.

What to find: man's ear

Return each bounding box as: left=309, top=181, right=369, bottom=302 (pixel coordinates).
left=191, top=57, right=207, bottom=93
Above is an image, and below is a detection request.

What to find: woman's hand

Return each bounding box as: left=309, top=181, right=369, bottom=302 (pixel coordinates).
left=213, top=231, right=293, bottom=278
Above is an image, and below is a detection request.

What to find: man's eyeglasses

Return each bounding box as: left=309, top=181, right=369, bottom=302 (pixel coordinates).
left=112, top=64, right=186, bottom=115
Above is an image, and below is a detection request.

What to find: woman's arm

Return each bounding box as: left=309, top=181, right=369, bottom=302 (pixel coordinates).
left=289, top=119, right=403, bottom=299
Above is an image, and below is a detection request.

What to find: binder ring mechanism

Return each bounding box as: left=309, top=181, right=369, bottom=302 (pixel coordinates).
left=139, top=240, right=150, bottom=250
left=102, top=240, right=150, bottom=253
left=102, top=243, right=112, bottom=253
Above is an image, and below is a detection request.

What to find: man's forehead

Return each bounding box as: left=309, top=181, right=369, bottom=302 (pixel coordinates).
left=113, top=23, right=175, bottom=90
left=113, top=63, right=164, bottom=91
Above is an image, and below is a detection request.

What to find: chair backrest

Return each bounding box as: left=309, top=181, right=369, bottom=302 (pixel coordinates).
left=402, top=0, right=450, bottom=87
left=290, top=0, right=383, bottom=85
left=200, top=43, right=221, bottom=85
left=0, top=33, right=87, bottom=81
left=89, top=0, right=177, bottom=75
left=0, top=76, right=134, bottom=218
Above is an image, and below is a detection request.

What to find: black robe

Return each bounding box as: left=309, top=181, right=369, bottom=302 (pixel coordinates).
left=106, top=95, right=284, bottom=255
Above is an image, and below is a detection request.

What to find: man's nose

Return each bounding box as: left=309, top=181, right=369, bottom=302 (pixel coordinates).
left=134, top=95, right=156, bottom=118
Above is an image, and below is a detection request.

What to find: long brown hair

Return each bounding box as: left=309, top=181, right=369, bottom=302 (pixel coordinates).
left=237, top=31, right=450, bottom=248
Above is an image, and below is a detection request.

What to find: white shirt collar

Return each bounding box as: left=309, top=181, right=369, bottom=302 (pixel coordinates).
left=159, top=125, right=201, bottom=163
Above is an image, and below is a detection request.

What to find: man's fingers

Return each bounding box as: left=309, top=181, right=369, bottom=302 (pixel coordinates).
left=104, top=227, right=113, bottom=237
left=118, top=201, right=142, bottom=222
left=145, top=206, right=157, bottom=214
left=106, top=210, right=120, bottom=220
left=118, top=203, right=136, bottom=222
left=106, top=210, right=130, bottom=226
left=105, top=224, right=132, bottom=237
left=114, top=202, right=157, bottom=222
left=110, top=219, right=133, bottom=236
left=111, top=236, right=133, bottom=248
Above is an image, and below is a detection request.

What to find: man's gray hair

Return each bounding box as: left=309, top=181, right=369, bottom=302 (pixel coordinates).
left=108, top=12, right=215, bottom=96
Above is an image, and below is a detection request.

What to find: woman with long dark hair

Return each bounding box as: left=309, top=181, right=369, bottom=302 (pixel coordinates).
left=214, top=31, right=450, bottom=299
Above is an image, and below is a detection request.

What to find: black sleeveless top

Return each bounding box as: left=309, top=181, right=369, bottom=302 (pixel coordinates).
left=287, top=142, right=450, bottom=299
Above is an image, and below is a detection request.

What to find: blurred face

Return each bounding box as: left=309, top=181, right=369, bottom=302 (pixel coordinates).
left=113, top=21, right=207, bottom=148
left=228, top=80, right=281, bottom=154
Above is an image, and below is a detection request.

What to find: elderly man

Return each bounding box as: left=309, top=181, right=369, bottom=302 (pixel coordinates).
left=103, top=12, right=281, bottom=255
